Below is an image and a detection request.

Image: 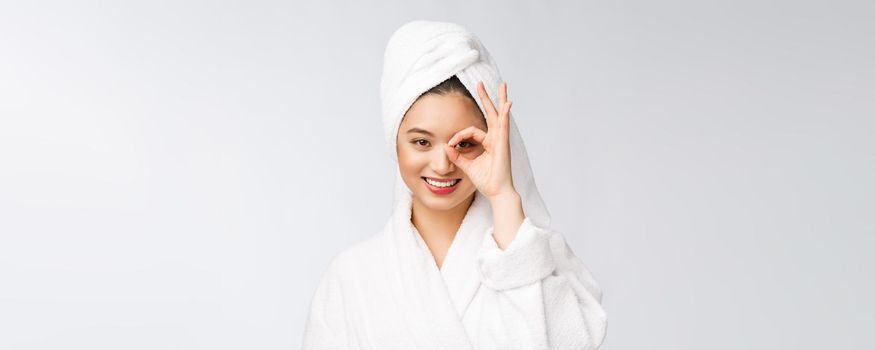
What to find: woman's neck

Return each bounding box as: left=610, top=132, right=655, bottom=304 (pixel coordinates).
left=410, top=194, right=475, bottom=267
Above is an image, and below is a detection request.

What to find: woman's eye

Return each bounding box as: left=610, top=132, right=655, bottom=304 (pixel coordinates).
left=456, top=141, right=477, bottom=149
left=413, top=139, right=430, bottom=147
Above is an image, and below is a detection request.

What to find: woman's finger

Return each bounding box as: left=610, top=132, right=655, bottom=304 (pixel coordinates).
left=499, top=81, right=507, bottom=108
left=444, top=143, right=473, bottom=171
left=477, top=81, right=499, bottom=128
left=500, top=100, right=512, bottom=130
left=447, top=126, right=487, bottom=146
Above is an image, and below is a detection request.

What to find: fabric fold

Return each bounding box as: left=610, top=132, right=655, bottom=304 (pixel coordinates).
left=478, top=217, right=557, bottom=291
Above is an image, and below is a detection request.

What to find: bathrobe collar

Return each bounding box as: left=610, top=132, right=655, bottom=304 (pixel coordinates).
left=383, top=172, right=493, bottom=349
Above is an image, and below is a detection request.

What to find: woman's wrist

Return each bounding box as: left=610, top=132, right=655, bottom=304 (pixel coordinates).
left=486, top=185, right=519, bottom=203
left=488, top=190, right=525, bottom=250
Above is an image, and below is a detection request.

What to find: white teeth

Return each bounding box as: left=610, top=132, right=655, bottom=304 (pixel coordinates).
left=425, top=178, right=459, bottom=188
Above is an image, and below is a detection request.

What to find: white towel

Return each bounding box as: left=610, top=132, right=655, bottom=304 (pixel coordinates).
left=302, top=20, right=608, bottom=349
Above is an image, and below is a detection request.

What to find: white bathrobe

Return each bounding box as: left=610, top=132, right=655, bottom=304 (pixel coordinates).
left=302, top=20, right=607, bottom=349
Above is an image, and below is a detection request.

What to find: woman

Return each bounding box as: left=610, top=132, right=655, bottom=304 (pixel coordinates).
left=303, top=20, right=607, bottom=349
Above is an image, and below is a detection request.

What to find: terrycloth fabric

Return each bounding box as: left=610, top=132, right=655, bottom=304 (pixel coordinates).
left=302, top=20, right=607, bottom=349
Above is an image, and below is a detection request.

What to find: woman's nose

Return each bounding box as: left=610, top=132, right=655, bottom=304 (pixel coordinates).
left=431, top=148, right=455, bottom=174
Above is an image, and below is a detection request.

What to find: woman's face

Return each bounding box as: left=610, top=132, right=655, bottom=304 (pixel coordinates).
left=396, top=92, right=487, bottom=212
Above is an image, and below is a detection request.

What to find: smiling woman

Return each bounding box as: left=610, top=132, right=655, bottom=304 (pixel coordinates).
left=397, top=76, right=487, bottom=240
left=302, top=20, right=607, bottom=350
left=396, top=75, right=489, bottom=268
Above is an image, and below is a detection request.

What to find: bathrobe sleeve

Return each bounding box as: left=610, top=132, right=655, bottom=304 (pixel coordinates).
left=302, top=258, right=348, bottom=350
left=475, top=217, right=608, bottom=349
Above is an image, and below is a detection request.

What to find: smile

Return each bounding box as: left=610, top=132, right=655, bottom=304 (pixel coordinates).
left=422, top=177, right=461, bottom=195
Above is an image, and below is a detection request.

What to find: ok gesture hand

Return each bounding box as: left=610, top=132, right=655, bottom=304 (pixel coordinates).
left=444, top=80, right=517, bottom=200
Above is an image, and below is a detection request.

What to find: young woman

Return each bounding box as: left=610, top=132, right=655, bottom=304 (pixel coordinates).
left=303, top=20, right=607, bottom=350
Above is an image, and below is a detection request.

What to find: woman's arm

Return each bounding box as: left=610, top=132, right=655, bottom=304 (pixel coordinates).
left=474, top=219, right=608, bottom=349
left=489, top=191, right=526, bottom=250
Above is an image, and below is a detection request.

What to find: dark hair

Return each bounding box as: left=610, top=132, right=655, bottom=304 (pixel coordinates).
left=420, top=75, right=484, bottom=118
left=424, top=75, right=472, bottom=98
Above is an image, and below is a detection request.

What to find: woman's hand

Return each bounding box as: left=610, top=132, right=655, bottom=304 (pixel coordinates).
left=446, top=80, right=524, bottom=250
left=444, top=80, right=518, bottom=201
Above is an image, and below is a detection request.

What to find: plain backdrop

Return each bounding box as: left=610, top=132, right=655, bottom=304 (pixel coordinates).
left=1, top=1, right=872, bottom=349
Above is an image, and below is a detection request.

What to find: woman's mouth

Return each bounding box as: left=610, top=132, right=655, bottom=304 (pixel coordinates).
left=422, top=177, right=461, bottom=195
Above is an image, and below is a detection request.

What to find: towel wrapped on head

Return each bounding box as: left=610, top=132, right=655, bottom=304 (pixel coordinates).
left=380, top=19, right=551, bottom=229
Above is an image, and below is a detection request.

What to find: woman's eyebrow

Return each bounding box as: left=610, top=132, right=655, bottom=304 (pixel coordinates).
left=406, top=127, right=434, bottom=136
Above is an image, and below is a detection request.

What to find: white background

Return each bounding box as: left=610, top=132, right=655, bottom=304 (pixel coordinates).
left=1, top=1, right=872, bottom=349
